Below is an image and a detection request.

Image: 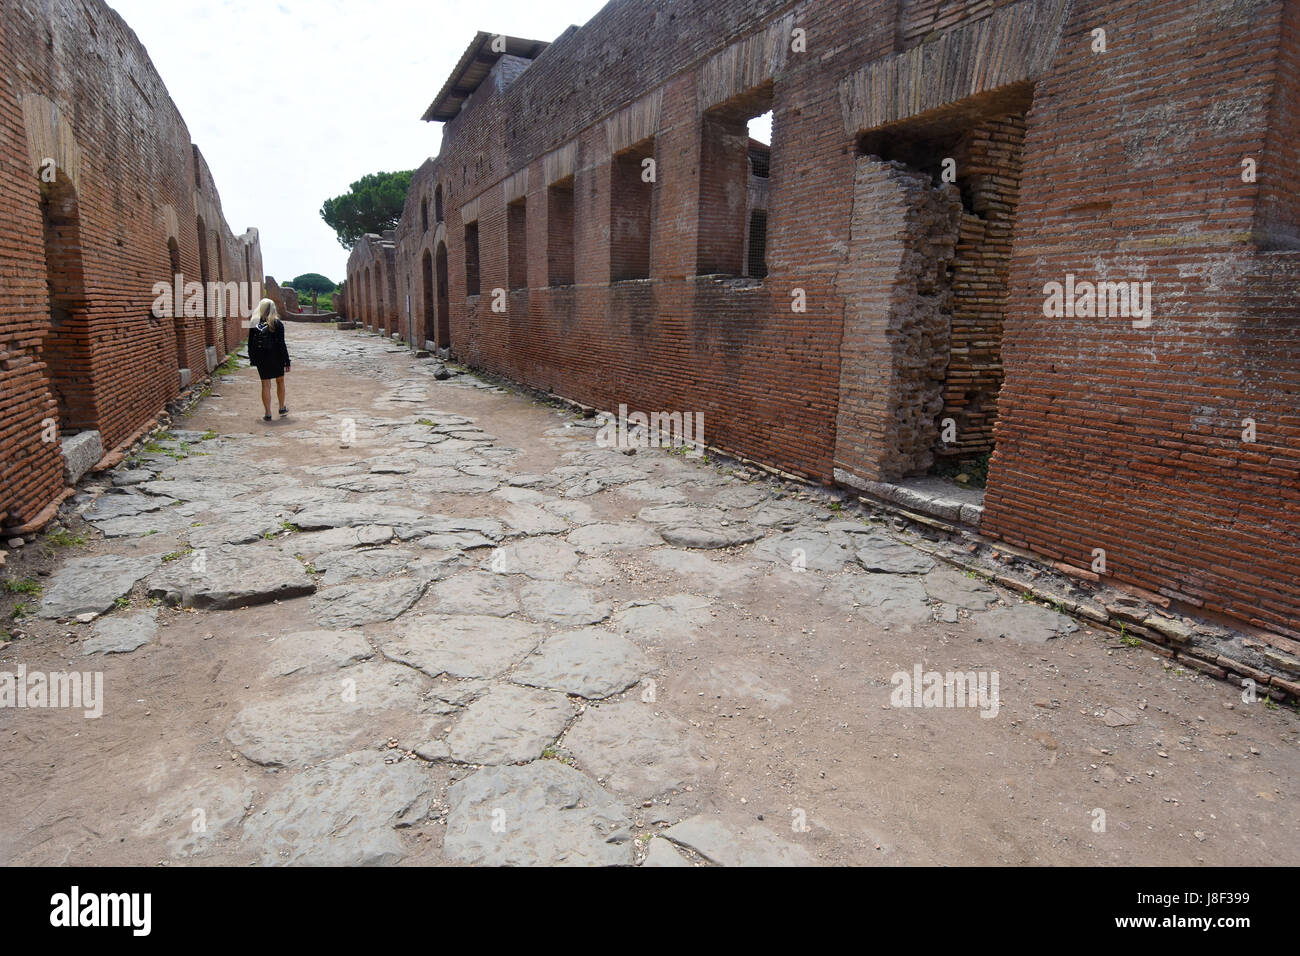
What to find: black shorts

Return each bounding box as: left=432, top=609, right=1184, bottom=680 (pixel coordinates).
left=256, top=364, right=284, bottom=381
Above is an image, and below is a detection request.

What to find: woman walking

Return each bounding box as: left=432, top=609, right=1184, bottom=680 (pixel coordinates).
left=247, top=298, right=291, bottom=421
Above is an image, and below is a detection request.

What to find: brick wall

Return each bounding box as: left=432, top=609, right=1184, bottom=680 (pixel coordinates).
left=351, top=0, right=1298, bottom=636
left=0, top=0, right=262, bottom=527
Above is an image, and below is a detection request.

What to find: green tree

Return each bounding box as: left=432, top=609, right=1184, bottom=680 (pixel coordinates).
left=319, top=170, right=414, bottom=249
left=292, top=273, right=336, bottom=295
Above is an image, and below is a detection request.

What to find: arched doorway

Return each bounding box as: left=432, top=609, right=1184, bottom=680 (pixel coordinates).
left=38, top=177, right=94, bottom=432
left=434, top=241, right=450, bottom=349
left=421, top=249, right=435, bottom=347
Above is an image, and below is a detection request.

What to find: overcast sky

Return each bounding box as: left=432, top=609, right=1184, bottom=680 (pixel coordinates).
left=106, top=0, right=613, bottom=284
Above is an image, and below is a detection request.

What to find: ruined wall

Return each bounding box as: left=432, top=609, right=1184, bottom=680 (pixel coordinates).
left=345, top=233, right=398, bottom=335
left=0, top=0, right=262, bottom=527
left=834, top=159, right=960, bottom=483
left=937, top=114, right=1026, bottom=464
left=365, top=0, right=1297, bottom=637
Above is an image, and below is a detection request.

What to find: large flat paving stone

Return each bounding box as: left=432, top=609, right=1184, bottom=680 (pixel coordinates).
left=485, top=537, right=580, bottom=580
left=564, top=700, right=714, bottom=798
left=751, top=529, right=855, bottom=572
left=832, top=573, right=932, bottom=628
left=443, top=761, right=631, bottom=866
left=241, top=751, right=433, bottom=865
left=82, top=611, right=158, bottom=654
left=444, top=683, right=574, bottom=765
left=854, top=534, right=936, bottom=574
left=511, top=627, right=649, bottom=699
left=91, top=509, right=194, bottom=538
left=83, top=492, right=173, bottom=521
left=225, top=661, right=429, bottom=767
left=293, top=503, right=423, bottom=530
left=312, top=546, right=416, bottom=585
left=147, top=545, right=315, bottom=610
left=500, top=503, right=569, bottom=536
left=263, top=629, right=373, bottom=677
left=923, top=566, right=997, bottom=609
left=658, top=520, right=763, bottom=550
left=311, top=577, right=427, bottom=628
left=376, top=615, right=542, bottom=679
left=567, top=522, right=662, bottom=554
left=971, top=603, right=1079, bottom=643
left=429, top=571, right=520, bottom=616
left=289, top=525, right=394, bottom=557
left=519, top=581, right=612, bottom=626
left=39, top=553, right=164, bottom=618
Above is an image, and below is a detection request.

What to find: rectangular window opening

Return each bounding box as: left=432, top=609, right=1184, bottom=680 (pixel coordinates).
left=464, top=220, right=480, bottom=297
left=696, top=90, right=773, bottom=279
left=547, top=176, right=575, bottom=287
left=507, top=198, right=528, bottom=291
left=610, top=137, right=654, bottom=282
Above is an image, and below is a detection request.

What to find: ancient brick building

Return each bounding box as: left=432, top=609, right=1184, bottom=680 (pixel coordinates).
left=0, top=0, right=263, bottom=530
left=346, top=231, right=400, bottom=338
left=345, top=0, right=1298, bottom=640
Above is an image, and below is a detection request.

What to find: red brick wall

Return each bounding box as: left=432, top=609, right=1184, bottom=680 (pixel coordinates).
left=357, top=0, right=1297, bottom=635
left=983, top=0, right=1300, bottom=638
left=0, top=0, right=262, bottom=527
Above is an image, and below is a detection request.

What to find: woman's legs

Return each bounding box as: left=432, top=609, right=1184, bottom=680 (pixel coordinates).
left=276, top=376, right=287, bottom=413
left=260, top=378, right=272, bottom=416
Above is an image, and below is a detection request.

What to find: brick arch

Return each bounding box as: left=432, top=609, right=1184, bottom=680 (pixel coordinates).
left=20, top=93, right=83, bottom=195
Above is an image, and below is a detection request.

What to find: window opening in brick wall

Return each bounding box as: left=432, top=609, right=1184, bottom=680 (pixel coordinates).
left=435, top=185, right=444, bottom=223
left=196, top=216, right=214, bottom=347
left=422, top=198, right=429, bottom=233
left=168, top=238, right=186, bottom=369
left=547, top=176, right=575, bottom=287
left=507, top=197, right=528, bottom=290
left=697, top=87, right=774, bottom=278
left=464, top=220, right=480, bottom=297
left=610, top=137, right=654, bottom=281
left=38, top=178, right=94, bottom=432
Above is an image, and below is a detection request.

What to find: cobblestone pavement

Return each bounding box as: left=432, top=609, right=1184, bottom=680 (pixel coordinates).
left=2, top=325, right=1297, bottom=866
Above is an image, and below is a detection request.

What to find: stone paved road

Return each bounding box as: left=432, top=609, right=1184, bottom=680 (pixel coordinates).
left=2, top=325, right=1298, bottom=866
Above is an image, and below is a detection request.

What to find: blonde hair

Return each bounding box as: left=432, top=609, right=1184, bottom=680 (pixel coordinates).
left=253, top=298, right=279, bottom=327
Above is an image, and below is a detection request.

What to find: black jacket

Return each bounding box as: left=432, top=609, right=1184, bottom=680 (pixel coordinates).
left=248, top=320, right=290, bottom=371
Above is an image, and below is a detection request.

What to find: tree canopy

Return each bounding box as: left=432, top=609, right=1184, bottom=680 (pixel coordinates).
left=319, top=170, right=414, bottom=249
left=291, top=273, right=336, bottom=295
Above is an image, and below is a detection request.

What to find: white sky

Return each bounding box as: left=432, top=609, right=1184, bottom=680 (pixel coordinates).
left=107, top=0, right=610, bottom=284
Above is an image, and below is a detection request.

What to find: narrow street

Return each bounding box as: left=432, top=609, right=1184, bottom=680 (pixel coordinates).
left=2, top=324, right=1296, bottom=866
